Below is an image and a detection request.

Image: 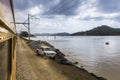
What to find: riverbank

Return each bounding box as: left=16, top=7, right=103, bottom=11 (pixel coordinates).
left=21, top=37, right=107, bottom=80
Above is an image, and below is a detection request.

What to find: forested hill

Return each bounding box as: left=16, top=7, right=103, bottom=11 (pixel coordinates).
left=71, top=25, right=120, bottom=36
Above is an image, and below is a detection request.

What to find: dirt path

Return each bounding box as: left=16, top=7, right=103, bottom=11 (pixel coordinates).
left=16, top=38, right=98, bottom=80
left=16, top=38, right=70, bottom=80
left=16, top=39, right=37, bottom=80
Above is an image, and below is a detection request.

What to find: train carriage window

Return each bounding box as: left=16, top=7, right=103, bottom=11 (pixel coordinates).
left=0, top=41, right=8, bottom=79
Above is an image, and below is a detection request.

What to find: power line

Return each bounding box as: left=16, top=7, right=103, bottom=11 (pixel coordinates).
left=53, top=0, right=75, bottom=14
left=15, top=14, right=39, bottom=40
left=39, top=0, right=79, bottom=18
left=56, top=2, right=78, bottom=15
left=45, top=0, right=71, bottom=14
left=45, top=0, right=74, bottom=15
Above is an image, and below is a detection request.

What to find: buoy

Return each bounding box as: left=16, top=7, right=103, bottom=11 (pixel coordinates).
left=105, top=42, right=109, bottom=45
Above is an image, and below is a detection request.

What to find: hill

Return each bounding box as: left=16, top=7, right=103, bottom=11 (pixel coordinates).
left=53, top=32, right=70, bottom=36
left=35, top=32, right=70, bottom=36
left=72, top=25, right=120, bottom=36
left=35, top=33, right=52, bottom=36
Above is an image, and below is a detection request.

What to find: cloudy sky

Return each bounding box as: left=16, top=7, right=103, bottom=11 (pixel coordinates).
left=13, top=0, right=120, bottom=33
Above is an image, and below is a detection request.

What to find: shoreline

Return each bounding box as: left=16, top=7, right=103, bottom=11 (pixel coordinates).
left=22, top=37, right=107, bottom=80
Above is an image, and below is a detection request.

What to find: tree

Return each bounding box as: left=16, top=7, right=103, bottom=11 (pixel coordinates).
left=20, top=31, right=28, bottom=37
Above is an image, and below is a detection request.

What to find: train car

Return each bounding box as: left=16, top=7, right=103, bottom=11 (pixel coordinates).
left=0, top=0, right=16, bottom=80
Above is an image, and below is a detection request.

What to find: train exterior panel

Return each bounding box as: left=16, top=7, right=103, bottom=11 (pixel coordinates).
left=0, top=0, right=16, bottom=80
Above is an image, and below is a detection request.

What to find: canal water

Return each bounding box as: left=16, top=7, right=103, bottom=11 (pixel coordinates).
left=31, top=36, right=120, bottom=80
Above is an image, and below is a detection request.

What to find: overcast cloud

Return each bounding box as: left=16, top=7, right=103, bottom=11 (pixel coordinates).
left=13, top=0, right=120, bottom=33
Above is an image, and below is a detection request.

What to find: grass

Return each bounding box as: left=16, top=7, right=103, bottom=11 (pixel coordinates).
left=75, top=77, right=81, bottom=80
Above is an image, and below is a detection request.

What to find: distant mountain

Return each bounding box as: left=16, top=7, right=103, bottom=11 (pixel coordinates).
left=72, top=25, right=120, bottom=36
left=34, top=32, right=70, bottom=36
left=53, top=32, right=70, bottom=36
left=34, top=25, right=120, bottom=36
left=35, top=33, right=52, bottom=36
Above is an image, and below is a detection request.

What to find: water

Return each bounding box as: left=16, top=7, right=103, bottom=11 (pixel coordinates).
left=31, top=36, right=120, bottom=80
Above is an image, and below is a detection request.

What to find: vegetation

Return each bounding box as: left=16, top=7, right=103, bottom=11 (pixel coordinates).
left=20, top=31, right=35, bottom=37
left=72, top=25, right=120, bottom=36
left=20, top=31, right=29, bottom=37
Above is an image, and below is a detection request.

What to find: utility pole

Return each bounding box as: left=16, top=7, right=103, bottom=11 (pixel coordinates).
left=28, top=14, right=30, bottom=40
left=14, top=14, right=39, bottom=40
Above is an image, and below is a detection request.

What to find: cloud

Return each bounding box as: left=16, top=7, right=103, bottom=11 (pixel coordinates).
left=29, top=6, right=42, bottom=15
left=14, top=0, right=83, bottom=16
left=14, top=0, right=120, bottom=33
left=97, top=0, right=120, bottom=13
left=29, top=16, right=120, bottom=33
left=44, top=0, right=83, bottom=16
left=13, top=0, right=60, bottom=11
left=75, top=0, right=99, bottom=19
left=13, top=0, right=35, bottom=10
left=73, top=0, right=120, bottom=21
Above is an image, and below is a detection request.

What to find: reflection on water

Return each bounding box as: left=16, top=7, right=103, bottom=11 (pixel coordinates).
left=31, top=36, right=120, bottom=80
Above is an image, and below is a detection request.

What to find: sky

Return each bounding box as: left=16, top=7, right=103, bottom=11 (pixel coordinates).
left=13, top=0, right=120, bottom=34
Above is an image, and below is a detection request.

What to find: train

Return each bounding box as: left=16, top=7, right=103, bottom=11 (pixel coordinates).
left=0, top=0, right=16, bottom=80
